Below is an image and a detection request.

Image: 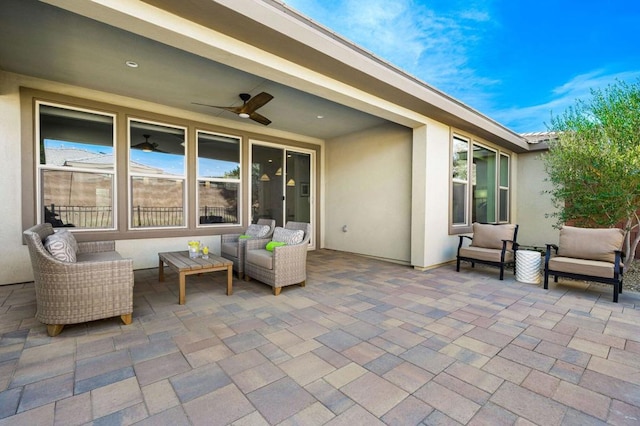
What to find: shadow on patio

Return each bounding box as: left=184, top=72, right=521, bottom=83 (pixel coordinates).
left=1, top=250, right=639, bottom=425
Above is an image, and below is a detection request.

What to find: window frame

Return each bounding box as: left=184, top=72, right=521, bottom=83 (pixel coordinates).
left=35, top=100, right=118, bottom=232
left=127, top=117, right=188, bottom=231
left=195, top=129, right=242, bottom=228
left=450, top=132, right=511, bottom=234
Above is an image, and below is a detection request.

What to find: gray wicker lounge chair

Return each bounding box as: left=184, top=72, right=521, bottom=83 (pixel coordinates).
left=243, top=221, right=311, bottom=295
left=220, top=218, right=276, bottom=279
left=23, top=223, right=134, bottom=336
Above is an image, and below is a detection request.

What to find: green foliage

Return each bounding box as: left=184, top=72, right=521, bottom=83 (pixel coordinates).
left=543, top=79, right=640, bottom=262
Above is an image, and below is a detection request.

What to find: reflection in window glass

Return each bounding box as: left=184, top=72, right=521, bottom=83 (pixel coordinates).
left=452, top=137, right=468, bottom=225
left=129, top=120, right=186, bottom=228
left=41, top=170, right=113, bottom=228
left=38, top=103, right=115, bottom=229
left=197, top=131, right=240, bottom=225
left=451, top=135, right=510, bottom=227
left=499, top=154, right=510, bottom=222
left=473, top=145, right=496, bottom=223
left=131, top=177, right=184, bottom=227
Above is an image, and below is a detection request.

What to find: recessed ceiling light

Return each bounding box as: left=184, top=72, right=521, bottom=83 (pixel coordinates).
left=125, top=60, right=139, bottom=68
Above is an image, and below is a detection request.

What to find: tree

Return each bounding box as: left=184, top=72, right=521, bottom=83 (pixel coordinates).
left=543, top=78, right=640, bottom=265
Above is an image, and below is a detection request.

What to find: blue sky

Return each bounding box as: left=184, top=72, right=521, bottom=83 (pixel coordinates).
left=283, top=0, right=640, bottom=133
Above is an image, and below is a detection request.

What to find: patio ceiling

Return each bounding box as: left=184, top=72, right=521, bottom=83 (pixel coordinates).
left=0, top=0, right=529, bottom=151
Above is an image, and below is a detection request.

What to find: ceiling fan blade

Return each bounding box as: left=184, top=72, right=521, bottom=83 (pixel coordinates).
left=193, top=102, right=244, bottom=114
left=249, top=112, right=271, bottom=126
left=241, top=92, right=274, bottom=113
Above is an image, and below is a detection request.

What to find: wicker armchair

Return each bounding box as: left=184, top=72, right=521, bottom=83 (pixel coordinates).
left=23, top=223, right=134, bottom=336
left=220, top=218, right=276, bottom=279
left=244, top=221, right=311, bottom=295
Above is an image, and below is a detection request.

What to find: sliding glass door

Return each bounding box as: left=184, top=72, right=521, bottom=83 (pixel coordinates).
left=251, top=142, right=313, bottom=246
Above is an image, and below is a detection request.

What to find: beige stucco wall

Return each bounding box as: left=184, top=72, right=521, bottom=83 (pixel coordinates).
left=516, top=151, right=558, bottom=247
left=324, top=123, right=413, bottom=263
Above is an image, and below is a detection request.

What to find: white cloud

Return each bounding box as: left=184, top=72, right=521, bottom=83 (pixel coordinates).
left=285, top=0, right=498, bottom=99
left=493, top=69, right=640, bottom=132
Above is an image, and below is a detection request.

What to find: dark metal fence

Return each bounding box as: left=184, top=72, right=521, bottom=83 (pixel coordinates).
left=46, top=204, right=112, bottom=228
left=46, top=204, right=237, bottom=228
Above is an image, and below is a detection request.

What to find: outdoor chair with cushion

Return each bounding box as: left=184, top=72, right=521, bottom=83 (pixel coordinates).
left=244, top=221, right=311, bottom=295
left=456, top=222, right=519, bottom=280
left=23, top=223, right=134, bottom=336
left=220, top=218, right=276, bottom=278
left=544, top=225, right=625, bottom=302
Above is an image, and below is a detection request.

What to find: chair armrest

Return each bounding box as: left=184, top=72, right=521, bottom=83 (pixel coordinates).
left=614, top=250, right=625, bottom=274
left=245, top=238, right=271, bottom=251
left=221, top=233, right=242, bottom=243
left=457, top=235, right=473, bottom=251
left=544, top=244, right=558, bottom=267
left=501, top=239, right=518, bottom=251
left=272, top=242, right=308, bottom=268
left=77, top=240, right=115, bottom=254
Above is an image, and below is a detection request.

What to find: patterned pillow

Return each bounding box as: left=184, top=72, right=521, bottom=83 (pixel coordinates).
left=272, top=227, right=304, bottom=245
left=44, top=232, right=77, bottom=262
left=245, top=224, right=270, bottom=238
left=56, top=230, right=79, bottom=253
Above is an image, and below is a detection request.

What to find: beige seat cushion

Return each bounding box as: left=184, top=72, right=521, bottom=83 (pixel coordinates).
left=470, top=223, right=516, bottom=250
left=459, top=246, right=514, bottom=263
left=246, top=249, right=273, bottom=270
left=558, top=226, right=624, bottom=263
left=549, top=256, right=620, bottom=279
left=221, top=242, right=239, bottom=257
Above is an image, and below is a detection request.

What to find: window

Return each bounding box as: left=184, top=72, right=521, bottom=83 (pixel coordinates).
left=37, top=103, right=116, bottom=229
left=26, top=91, right=319, bottom=242
left=452, top=136, right=468, bottom=226
left=499, top=154, right=510, bottom=222
left=197, top=131, right=241, bottom=225
left=451, top=134, right=510, bottom=229
left=129, top=120, right=186, bottom=229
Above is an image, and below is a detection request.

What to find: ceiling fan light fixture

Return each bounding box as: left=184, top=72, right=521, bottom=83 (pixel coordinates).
left=238, top=112, right=250, bottom=119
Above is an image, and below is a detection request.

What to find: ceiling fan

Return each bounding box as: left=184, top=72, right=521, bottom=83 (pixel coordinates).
left=131, top=134, right=166, bottom=153
left=193, top=92, right=274, bottom=125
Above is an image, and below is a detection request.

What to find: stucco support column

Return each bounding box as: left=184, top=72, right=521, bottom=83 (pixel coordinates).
left=411, top=125, right=428, bottom=269
left=411, top=122, right=454, bottom=270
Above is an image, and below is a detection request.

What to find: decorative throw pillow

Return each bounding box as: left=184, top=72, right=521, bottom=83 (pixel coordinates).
left=56, top=229, right=79, bottom=253
left=272, top=227, right=304, bottom=245
left=44, top=232, right=77, bottom=262
left=245, top=224, right=270, bottom=238
left=266, top=241, right=286, bottom=251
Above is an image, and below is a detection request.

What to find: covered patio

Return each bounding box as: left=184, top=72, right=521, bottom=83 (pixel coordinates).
left=1, top=251, right=639, bottom=425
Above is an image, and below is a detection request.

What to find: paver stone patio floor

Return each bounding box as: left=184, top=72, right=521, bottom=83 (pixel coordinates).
left=1, top=249, right=639, bottom=425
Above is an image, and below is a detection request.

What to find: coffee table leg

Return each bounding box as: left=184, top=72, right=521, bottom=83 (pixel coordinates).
left=227, top=265, right=232, bottom=296
left=159, top=257, right=165, bottom=282
left=179, top=272, right=186, bottom=305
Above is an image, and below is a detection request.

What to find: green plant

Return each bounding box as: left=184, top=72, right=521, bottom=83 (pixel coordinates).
left=543, top=79, right=640, bottom=264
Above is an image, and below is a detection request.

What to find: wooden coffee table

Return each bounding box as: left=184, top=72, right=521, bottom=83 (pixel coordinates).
left=158, top=251, right=233, bottom=305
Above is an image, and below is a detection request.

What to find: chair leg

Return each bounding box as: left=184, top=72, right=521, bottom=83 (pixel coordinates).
left=456, top=258, right=460, bottom=272
left=300, top=280, right=306, bottom=287
left=47, top=324, right=64, bottom=337
left=121, top=313, right=133, bottom=325
left=273, top=287, right=282, bottom=296
left=499, top=265, right=504, bottom=280
left=613, top=281, right=619, bottom=303
left=543, top=271, right=549, bottom=289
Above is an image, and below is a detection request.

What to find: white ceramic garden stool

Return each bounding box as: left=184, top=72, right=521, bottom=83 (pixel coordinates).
left=516, top=250, right=542, bottom=284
